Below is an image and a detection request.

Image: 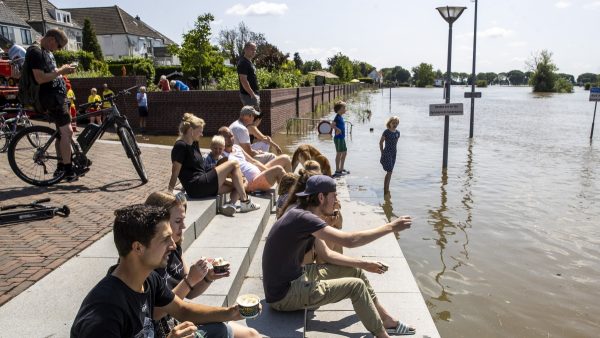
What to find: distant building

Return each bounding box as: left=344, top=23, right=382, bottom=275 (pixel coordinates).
left=64, top=6, right=179, bottom=65
left=2, top=0, right=82, bottom=50
left=0, top=1, right=39, bottom=49
left=367, top=69, right=382, bottom=83
left=434, top=79, right=444, bottom=87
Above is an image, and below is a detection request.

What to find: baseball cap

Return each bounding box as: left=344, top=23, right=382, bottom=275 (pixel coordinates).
left=240, top=105, right=261, bottom=117
left=295, top=175, right=337, bottom=197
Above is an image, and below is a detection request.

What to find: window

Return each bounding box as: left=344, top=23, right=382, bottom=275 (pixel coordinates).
left=20, top=29, right=32, bottom=45
left=0, top=25, right=15, bottom=42
left=75, top=35, right=82, bottom=50
left=54, top=10, right=72, bottom=24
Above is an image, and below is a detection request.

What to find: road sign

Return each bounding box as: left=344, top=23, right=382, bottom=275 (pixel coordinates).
left=464, top=91, right=482, bottom=98
left=590, top=87, right=600, bottom=102
left=429, top=103, right=464, bottom=116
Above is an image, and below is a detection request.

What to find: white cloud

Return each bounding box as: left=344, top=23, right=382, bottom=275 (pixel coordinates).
left=297, top=47, right=323, bottom=56
left=479, top=27, right=513, bottom=38
left=555, top=1, right=572, bottom=8
left=508, top=41, right=527, bottom=47
left=226, top=2, right=288, bottom=16
left=583, top=1, right=600, bottom=9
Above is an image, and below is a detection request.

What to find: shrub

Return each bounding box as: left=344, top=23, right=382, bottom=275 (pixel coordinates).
left=54, top=50, right=95, bottom=70
left=358, top=77, right=374, bottom=84
left=584, top=83, right=591, bottom=90
left=476, top=80, right=488, bottom=88
left=553, top=77, right=573, bottom=93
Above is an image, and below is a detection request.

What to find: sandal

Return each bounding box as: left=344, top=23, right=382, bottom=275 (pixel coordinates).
left=386, top=321, right=415, bottom=335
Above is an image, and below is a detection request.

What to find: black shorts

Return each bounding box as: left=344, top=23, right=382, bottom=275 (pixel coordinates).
left=138, top=106, right=148, bottom=117
left=183, top=169, right=219, bottom=198
left=41, top=95, right=71, bottom=128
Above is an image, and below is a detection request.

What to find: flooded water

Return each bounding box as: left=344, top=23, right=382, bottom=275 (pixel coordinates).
left=134, top=86, right=600, bottom=337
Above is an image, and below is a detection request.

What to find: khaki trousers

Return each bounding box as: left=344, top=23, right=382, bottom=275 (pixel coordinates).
left=270, top=264, right=384, bottom=335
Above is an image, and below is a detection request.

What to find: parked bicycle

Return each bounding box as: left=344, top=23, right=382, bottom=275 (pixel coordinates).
left=0, top=104, right=34, bottom=152
left=7, top=85, right=148, bottom=186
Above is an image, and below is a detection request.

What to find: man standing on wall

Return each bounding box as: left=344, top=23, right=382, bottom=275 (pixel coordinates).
left=237, top=42, right=259, bottom=108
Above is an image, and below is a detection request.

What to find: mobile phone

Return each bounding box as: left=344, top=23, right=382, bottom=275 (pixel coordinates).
left=71, top=61, right=79, bottom=67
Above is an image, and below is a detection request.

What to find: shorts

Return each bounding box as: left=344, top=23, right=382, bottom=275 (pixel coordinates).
left=182, top=169, right=219, bottom=198
left=334, top=137, right=347, bottom=153
left=254, top=151, right=275, bottom=164
left=138, top=106, right=148, bottom=117
left=196, top=322, right=233, bottom=338
left=247, top=171, right=272, bottom=192
left=41, top=94, right=71, bottom=128
left=240, top=93, right=260, bottom=108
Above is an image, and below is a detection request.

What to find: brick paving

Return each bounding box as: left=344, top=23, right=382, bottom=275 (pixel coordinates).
left=0, top=140, right=171, bottom=306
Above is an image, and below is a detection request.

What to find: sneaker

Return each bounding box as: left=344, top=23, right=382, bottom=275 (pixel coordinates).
left=220, top=204, right=236, bottom=217
left=63, top=170, right=79, bottom=183
left=332, top=171, right=343, bottom=178
left=341, top=169, right=350, bottom=174
left=239, top=199, right=260, bottom=213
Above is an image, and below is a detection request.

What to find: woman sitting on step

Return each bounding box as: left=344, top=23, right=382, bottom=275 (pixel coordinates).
left=145, top=191, right=261, bottom=338
left=168, top=113, right=259, bottom=215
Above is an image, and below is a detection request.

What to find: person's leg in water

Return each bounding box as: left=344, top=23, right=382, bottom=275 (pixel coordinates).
left=384, top=171, right=392, bottom=194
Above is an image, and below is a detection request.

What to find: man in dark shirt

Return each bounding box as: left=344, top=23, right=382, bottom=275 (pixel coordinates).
left=262, top=175, right=416, bottom=337
left=26, top=29, right=78, bottom=181
left=71, top=204, right=251, bottom=337
left=237, top=42, right=259, bottom=108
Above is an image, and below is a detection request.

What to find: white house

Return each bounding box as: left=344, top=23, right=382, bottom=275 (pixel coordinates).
left=368, top=69, right=383, bottom=83
left=65, top=6, right=179, bottom=65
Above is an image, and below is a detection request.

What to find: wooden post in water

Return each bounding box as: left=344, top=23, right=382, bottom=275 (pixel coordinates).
left=591, top=101, right=598, bottom=140
left=311, top=87, right=315, bottom=112
left=296, top=87, right=300, bottom=117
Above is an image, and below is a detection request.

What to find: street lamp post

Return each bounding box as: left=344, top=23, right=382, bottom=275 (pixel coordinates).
left=436, top=6, right=466, bottom=169
left=469, top=0, right=478, bottom=138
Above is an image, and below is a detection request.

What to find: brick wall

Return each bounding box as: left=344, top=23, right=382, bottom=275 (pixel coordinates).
left=68, top=76, right=363, bottom=135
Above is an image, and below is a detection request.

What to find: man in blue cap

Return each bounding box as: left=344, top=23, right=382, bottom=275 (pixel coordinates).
left=262, top=175, right=416, bottom=337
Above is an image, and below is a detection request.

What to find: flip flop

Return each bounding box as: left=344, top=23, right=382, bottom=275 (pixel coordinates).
left=386, top=321, right=415, bottom=335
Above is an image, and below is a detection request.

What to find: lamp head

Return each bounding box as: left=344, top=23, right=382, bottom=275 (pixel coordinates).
left=436, top=6, right=467, bottom=24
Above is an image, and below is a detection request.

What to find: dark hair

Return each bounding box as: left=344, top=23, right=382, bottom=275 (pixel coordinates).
left=297, top=193, right=322, bottom=209
left=113, top=204, right=170, bottom=257
left=44, top=28, right=68, bottom=48
left=334, top=101, right=346, bottom=114
left=277, top=168, right=321, bottom=218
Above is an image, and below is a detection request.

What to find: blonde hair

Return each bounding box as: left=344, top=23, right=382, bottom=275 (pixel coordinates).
left=178, top=113, right=205, bottom=139
left=303, top=160, right=321, bottom=172
left=211, top=135, right=225, bottom=147
left=144, top=191, right=187, bottom=211
left=386, top=116, right=400, bottom=129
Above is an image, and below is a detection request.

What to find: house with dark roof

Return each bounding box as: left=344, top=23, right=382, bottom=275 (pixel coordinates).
left=0, top=0, right=38, bottom=49
left=2, top=0, right=82, bottom=51
left=64, top=6, right=179, bottom=65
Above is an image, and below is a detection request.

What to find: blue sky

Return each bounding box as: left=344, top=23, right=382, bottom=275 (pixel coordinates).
left=52, top=0, right=600, bottom=76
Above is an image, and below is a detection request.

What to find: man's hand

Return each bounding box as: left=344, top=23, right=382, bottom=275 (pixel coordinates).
left=361, top=261, right=388, bottom=274
left=58, top=64, right=76, bottom=75
left=187, top=258, right=209, bottom=285
left=390, top=215, right=412, bottom=232
left=167, top=321, right=197, bottom=338
left=206, top=267, right=230, bottom=281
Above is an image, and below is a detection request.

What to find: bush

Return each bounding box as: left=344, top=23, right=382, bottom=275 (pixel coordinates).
left=105, top=57, right=155, bottom=82
left=54, top=50, right=95, bottom=70
left=584, top=83, right=591, bottom=90
left=154, top=65, right=183, bottom=83
left=476, top=80, right=488, bottom=88
left=553, top=77, right=573, bottom=93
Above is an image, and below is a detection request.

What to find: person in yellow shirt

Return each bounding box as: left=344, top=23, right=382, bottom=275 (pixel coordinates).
left=101, top=83, right=114, bottom=109
left=87, top=88, right=102, bottom=124
left=66, top=81, right=77, bottom=132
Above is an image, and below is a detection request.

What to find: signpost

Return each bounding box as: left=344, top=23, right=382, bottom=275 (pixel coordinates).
left=464, top=91, right=482, bottom=98
left=590, top=87, right=600, bottom=140
left=429, top=103, right=464, bottom=116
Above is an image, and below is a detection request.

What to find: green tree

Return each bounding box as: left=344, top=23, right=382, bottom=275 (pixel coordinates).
left=82, top=18, right=103, bottom=61
left=412, top=63, right=435, bottom=87
left=382, top=66, right=410, bottom=84
left=254, top=43, right=288, bottom=71
left=302, top=60, right=322, bottom=74
left=507, top=70, right=526, bottom=85
left=218, top=22, right=267, bottom=65
left=557, top=73, right=575, bottom=84
left=169, top=13, right=225, bottom=85
left=327, top=52, right=354, bottom=82
left=527, top=50, right=558, bottom=92
left=576, top=73, right=597, bottom=85
left=293, top=52, right=303, bottom=70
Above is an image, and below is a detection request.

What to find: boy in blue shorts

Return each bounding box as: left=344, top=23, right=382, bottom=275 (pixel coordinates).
left=332, top=101, right=349, bottom=177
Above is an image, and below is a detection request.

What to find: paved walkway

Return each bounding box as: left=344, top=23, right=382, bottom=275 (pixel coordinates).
left=0, top=140, right=172, bottom=306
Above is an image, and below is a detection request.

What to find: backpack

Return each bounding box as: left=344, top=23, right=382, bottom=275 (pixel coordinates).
left=18, top=44, right=44, bottom=113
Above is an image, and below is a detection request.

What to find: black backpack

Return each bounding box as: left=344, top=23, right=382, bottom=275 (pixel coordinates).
left=18, top=44, right=44, bottom=113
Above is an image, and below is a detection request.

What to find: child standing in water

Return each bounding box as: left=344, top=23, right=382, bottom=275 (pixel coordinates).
left=379, top=116, right=400, bottom=194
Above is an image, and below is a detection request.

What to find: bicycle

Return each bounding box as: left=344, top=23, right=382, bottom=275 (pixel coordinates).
left=0, top=103, right=34, bottom=152
left=6, top=85, right=148, bottom=186
left=0, top=198, right=70, bottom=226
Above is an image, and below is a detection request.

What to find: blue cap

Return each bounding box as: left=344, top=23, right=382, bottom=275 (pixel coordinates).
left=295, top=175, right=336, bottom=197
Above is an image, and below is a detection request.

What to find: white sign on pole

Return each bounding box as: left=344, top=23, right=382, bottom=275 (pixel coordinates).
left=429, top=103, right=464, bottom=116
left=590, top=87, right=600, bottom=102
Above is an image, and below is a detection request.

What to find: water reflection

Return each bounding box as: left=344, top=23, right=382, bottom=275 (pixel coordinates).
left=381, top=192, right=395, bottom=222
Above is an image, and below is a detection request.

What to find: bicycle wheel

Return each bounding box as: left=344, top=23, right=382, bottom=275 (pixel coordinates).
left=117, top=126, right=148, bottom=184
left=0, top=124, right=9, bottom=152
left=7, top=126, right=64, bottom=186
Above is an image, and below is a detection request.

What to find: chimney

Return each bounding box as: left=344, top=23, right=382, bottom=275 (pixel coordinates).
left=135, top=15, right=140, bottom=20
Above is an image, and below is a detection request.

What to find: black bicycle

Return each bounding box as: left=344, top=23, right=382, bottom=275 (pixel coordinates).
left=0, top=103, right=34, bottom=152
left=0, top=198, right=69, bottom=226
left=7, top=85, right=148, bottom=186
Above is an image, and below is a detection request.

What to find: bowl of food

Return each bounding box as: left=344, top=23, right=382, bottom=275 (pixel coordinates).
left=211, top=257, right=230, bottom=274
left=237, top=294, right=261, bottom=319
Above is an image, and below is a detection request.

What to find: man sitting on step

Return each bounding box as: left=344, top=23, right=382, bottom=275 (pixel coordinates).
left=218, top=126, right=292, bottom=193
left=229, top=106, right=276, bottom=165
left=71, top=204, right=258, bottom=338
left=261, top=175, right=417, bottom=337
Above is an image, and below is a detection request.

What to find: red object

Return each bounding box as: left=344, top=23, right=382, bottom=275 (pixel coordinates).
left=0, top=59, right=17, bottom=86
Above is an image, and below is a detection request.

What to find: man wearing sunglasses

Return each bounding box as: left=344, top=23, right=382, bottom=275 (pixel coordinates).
left=25, top=28, right=78, bottom=181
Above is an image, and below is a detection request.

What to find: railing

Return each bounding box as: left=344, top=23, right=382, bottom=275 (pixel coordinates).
left=286, top=117, right=353, bottom=136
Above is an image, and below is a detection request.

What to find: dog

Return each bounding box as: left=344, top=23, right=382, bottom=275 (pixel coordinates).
left=291, top=144, right=332, bottom=176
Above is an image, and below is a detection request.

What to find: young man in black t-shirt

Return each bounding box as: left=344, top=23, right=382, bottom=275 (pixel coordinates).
left=25, top=29, right=78, bottom=181
left=237, top=42, right=259, bottom=108
left=71, top=204, right=250, bottom=337
left=262, top=175, right=416, bottom=337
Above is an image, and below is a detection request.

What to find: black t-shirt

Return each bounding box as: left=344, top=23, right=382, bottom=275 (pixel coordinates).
left=237, top=56, right=258, bottom=95
left=171, top=140, right=207, bottom=186
left=25, top=45, right=66, bottom=102
left=154, top=245, right=186, bottom=337
left=262, top=208, right=326, bottom=303
left=70, top=268, right=175, bottom=338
